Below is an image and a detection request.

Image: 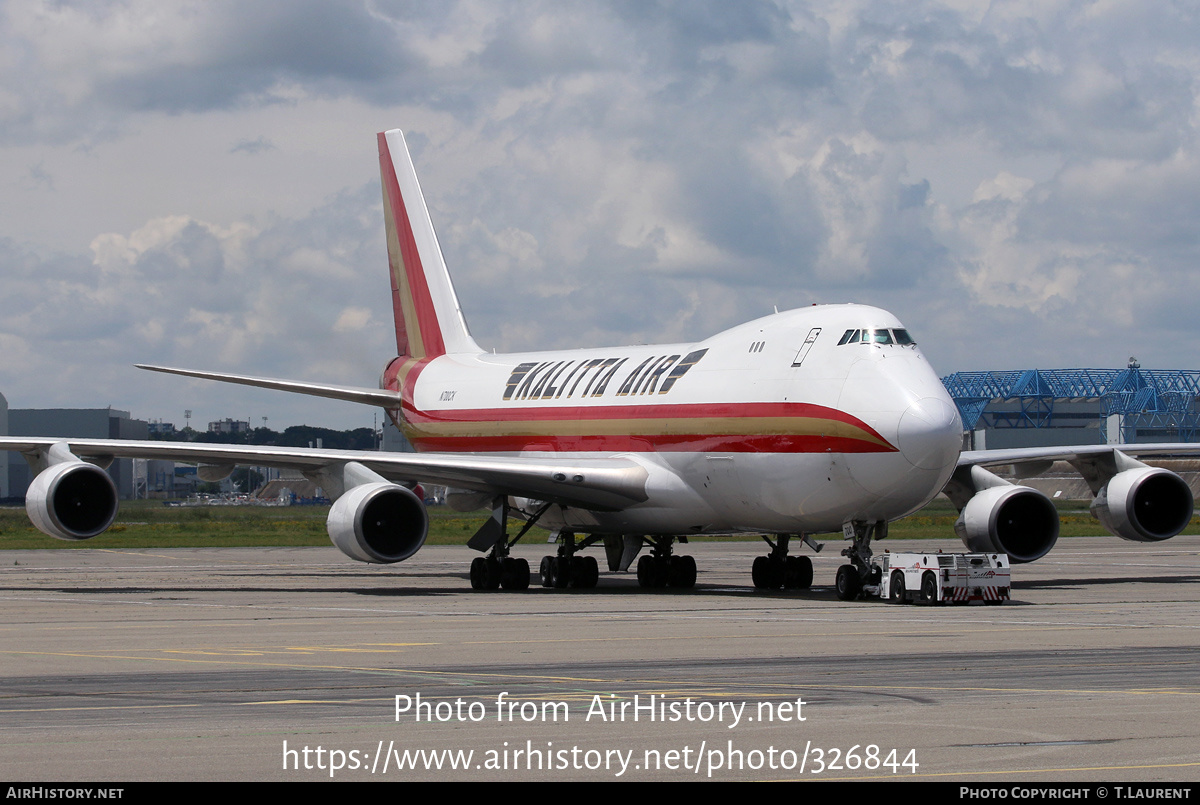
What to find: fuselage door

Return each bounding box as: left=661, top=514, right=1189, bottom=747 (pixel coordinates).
left=791, top=328, right=821, bottom=367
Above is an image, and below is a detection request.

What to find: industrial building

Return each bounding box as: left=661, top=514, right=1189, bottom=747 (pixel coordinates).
left=942, top=363, right=1200, bottom=450
left=2, top=406, right=150, bottom=500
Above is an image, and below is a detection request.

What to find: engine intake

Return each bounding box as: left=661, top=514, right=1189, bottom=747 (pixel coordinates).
left=26, top=461, right=119, bottom=541
left=327, top=482, right=428, bottom=563
left=954, top=484, right=1060, bottom=563
left=1091, top=467, right=1193, bottom=542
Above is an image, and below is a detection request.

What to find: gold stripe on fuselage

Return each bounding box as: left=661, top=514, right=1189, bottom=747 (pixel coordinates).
left=401, top=414, right=890, bottom=449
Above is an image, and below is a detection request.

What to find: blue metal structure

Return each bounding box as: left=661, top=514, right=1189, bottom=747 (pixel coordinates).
left=940, top=364, right=1200, bottom=443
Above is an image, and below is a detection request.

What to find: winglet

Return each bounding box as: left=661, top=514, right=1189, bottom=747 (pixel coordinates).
left=378, top=129, right=480, bottom=359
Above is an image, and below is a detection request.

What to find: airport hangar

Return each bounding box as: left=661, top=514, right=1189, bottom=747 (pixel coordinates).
left=942, top=363, right=1200, bottom=498
left=3, top=362, right=1200, bottom=502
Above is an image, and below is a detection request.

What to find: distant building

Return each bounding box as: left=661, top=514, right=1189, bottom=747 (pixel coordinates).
left=5, top=407, right=149, bottom=500
left=382, top=419, right=415, bottom=453
left=942, top=364, right=1200, bottom=450
left=148, top=420, right=176, bottom=436
left=207, top=418, right=250, bottom=435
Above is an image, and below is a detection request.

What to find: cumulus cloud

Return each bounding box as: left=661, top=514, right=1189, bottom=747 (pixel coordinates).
left=230, top=136, right=276, bottom=155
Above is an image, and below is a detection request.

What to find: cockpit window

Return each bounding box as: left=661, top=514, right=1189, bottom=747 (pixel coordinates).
left=836, top=328, right=915, bottom=346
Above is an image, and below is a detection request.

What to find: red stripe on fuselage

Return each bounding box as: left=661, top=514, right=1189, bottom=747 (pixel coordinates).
left=394, top=399, right=896, bottom=454
left=402, top=400, right=878, bottom=427
left=410, top=433, right=893, bottom=454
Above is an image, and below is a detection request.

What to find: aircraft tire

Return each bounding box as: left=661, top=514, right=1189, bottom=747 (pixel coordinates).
left=835, top=565, right=862, bottom=601
left=668, top=555, right=696, bottom=589
left=751, top=556, right=770, bottom=589
left=540, top=556, right=556, bottom=588
left=553, top=557, right=570, bottom=589
left=569, top=556, right=598, bottom=588
left=637, top=555, right=668, bottom=588
left=470, top=557, right=487, bottom=590
left=483, top=557, right=502, bottom=590
left=785, top=555, right=813, bottom=589
left=501, top=557, right=530, bottom=590
left=636, top=555, right=654, bottom=587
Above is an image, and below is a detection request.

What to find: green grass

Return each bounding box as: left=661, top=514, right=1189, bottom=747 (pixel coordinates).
left=0, top=500, right=488, bottom=550
left=2, top=498, right=1198, bottom=550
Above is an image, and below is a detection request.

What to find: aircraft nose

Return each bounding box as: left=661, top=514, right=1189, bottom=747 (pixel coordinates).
left=897, top=396, right=962, bottom=471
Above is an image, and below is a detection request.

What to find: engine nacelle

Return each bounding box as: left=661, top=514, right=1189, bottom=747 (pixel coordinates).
left=954, top=484, right=1060, bottom=563
left=327, top=481, right=428, bottom=563
left=1091, top=467, right=1193, bottom=542
left=26, top=461, right=119, bottom=541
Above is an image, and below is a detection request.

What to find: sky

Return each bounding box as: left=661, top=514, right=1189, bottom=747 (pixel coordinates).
left=1, top=0, right=1198, bottom=431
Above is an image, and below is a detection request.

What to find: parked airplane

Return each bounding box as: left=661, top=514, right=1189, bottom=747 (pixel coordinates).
left=2, top=129, right=1195, bottom=599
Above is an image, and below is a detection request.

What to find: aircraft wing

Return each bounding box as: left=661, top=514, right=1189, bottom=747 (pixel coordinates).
left=959, top=443, right=1200, bottom=468
left=134, top=364, right=404, bottom=409
left=0, top=437, right=649, bottom=512
left=945, top=442, right=1200, bottom=563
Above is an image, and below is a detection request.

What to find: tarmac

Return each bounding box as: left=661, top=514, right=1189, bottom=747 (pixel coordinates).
left=2, top=536, right=1199, bottom=782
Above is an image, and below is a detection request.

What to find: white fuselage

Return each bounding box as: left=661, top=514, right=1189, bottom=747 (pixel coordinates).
left=389, top=303, right=962, bottom=536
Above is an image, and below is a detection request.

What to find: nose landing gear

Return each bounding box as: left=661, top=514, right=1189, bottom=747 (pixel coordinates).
left=835, top=520, right=886, bottom=601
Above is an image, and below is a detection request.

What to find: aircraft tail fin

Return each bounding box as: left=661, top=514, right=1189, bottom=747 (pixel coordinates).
left=378, top=129, right=481, bottom=359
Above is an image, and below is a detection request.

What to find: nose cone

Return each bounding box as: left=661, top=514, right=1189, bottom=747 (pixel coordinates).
left=898, top=396, right=962, bottom=471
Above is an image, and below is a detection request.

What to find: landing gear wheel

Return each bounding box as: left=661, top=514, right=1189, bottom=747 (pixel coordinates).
left=751, top=556, right=769, bottom=589
left=484, top=558, right=501, bottom=589
left=551, top=557, right=570, bottom=588
left=889, top=571, right=906, bottom=604
left=500, top=557, right=530, bottom=590
left=637, top=555, right=666, bottom=588
left=921, top=572, right=939, bottom=605
left=569, top=556, right=598, bottom=589
left=470, top=557, right=488, bottom=590
left=835, top=564, right=862, bottom=601
left=636, top=555, right=653, bottom=587
left=582, top=555, right=599, bottom=588
left=785, top=555, right=813, bottom=589
left=752, top=555, right=785, bottom=589
left=667, top=555, right=697, bottom=589
left=541, top=556, right=568, bottom=588
left=469, top=557, right=502, bottom=590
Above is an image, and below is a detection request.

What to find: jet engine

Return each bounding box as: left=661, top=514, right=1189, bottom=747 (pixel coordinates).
left=26, top=460, right=119, bottom=541
left=953, top=483, right=1060, bottom=564
left=1091, top=466, right=1193, bottom=542
left=326, top=481, right=428, bottom=563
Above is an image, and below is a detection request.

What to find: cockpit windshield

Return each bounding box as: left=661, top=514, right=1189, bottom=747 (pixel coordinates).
left=836, top=328, right=915, bottom=347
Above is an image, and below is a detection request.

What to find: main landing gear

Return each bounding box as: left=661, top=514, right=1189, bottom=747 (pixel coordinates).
left=539, top=530, right=601, bottom=589
left=463, top=498, right=609, bottom=590
left=464, top=497, right=543, bottom=591
left=469, top=554, right=530, bottom=591
left=834, top=520, right=886, bottom=601
left=635, top=537, right=696, bottom=589
left=751, top=533, right=817, bottom=590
